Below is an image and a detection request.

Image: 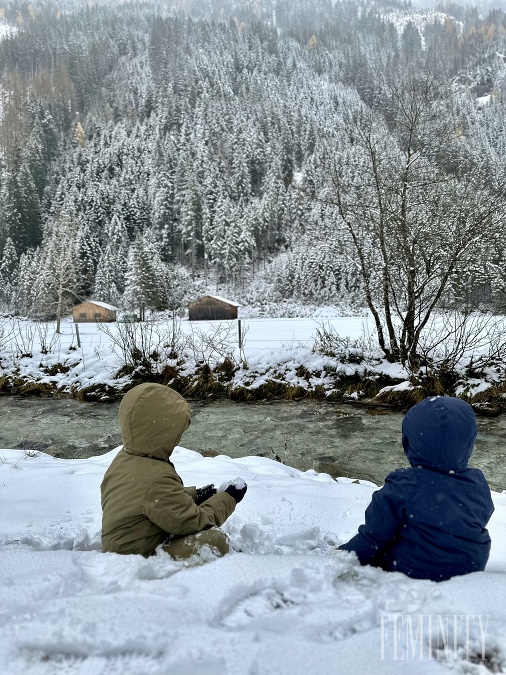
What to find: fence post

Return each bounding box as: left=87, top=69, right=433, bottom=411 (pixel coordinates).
left=238, top=319, right=242, bottom=351
left=75, top=322, right=81, bottom=349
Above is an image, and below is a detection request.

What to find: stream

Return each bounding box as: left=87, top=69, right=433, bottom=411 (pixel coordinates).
left=0, top=397, right=505, bottom=491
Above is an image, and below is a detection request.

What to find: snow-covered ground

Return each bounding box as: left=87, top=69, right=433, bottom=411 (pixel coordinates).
left=1, top=445, right=506, bottom=674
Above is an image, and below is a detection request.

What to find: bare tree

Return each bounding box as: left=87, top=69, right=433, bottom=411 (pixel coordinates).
left=417, top=309, right=506, bottom=375
left=312, top=77, right=506, bottom=366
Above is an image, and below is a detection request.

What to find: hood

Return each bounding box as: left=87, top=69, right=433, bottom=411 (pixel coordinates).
left=401, top=396, right=476, bottom=472
left=119, top=383, right=190, bottom=461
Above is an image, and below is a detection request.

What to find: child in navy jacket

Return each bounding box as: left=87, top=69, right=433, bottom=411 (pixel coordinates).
left=339, top=396, right=494, bottom=581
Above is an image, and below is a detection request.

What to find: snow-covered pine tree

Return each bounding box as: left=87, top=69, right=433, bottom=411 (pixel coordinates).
left=0, top=236, right=18, bottom=308
left=93, top=214, right=129, bottom=306
left=123, top=232, right=164, bottom=320
left=12, top=248, right=40, bottom=316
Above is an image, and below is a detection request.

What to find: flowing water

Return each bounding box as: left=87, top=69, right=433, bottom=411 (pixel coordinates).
left=0, top=397, right=505, bottom=490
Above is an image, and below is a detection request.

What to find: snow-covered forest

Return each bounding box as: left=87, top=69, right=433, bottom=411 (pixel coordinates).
left=1, top=0, right=506, bottom=378
left=1, top=0, right=506, bottom=315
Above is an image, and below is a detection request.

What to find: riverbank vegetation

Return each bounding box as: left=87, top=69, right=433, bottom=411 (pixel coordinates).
left=0, top=314, right=505, bottom=415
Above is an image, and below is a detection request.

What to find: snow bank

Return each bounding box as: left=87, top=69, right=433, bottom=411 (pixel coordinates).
left=1, top=313, right=504, bottom=404
left=1, top=446, right=506, bottom=674
left=0, top=316, right=403, bottom=398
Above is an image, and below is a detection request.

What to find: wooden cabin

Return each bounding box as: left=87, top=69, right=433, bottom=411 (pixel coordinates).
left=188, top=295, right=240, bottom=321
left=72, top=300, right=118, bottom=323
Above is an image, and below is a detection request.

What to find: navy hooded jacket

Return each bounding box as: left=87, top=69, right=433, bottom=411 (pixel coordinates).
left=339, top=397, right=494, bottom=582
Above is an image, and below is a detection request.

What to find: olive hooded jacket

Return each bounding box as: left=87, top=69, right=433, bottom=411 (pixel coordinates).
left=101, top=383, right=236, bottom=556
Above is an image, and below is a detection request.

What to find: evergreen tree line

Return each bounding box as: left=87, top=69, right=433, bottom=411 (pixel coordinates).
left=0, top=0, right=506, bottom=319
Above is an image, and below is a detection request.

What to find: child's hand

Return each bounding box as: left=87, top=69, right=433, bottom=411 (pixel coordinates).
left=218, top=478, right=247, bottom=503
left=195, top=484, right=216, bottom=505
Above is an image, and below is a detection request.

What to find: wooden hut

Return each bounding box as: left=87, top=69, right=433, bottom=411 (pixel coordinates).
left=188, top=295, right=240, bottom=321
left=72, top=300, right=118, bottom=323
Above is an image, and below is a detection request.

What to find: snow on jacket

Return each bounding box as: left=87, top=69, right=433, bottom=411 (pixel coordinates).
left=101, top=383, right=236, bottom=556
left=339, top=397, right=494, bottom=581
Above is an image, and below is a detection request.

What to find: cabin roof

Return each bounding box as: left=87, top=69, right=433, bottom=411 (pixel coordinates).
left=188, top=295, right=240, bottom=308
left=76, top=300, right=118, bottom=311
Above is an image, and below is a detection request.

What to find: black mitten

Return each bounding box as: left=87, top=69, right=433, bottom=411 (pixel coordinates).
left=195, top=484, right=216, bottom=505
left=224, top=482, right=247, bottom=504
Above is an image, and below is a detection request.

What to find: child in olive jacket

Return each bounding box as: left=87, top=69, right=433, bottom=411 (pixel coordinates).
left=101, top=383, right=247, bottom=558
left=339, top=397, right=494, bottom=581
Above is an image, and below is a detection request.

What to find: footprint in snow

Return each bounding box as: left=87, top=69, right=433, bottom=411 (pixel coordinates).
left=221, top=588, right=301, bottom=628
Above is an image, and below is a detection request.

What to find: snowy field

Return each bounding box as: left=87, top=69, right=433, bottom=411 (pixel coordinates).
left=22, top=315, right=374, bottom=350
left=1, top=445, right=506, bottom=674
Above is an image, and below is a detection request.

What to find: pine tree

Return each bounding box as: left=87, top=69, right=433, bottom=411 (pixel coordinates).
left=152, top=164, right=176, bottom=260
left=93, top=214, right=129, bottom=304
left=0, top=236, right=18, bottom=307
left=4, top=149, right=42, bottom=253
left=73, top=220, right=100, bottom=298
left=12, top=248, right=40, bottom=316
left=123, top=233, right=163, bottom=320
